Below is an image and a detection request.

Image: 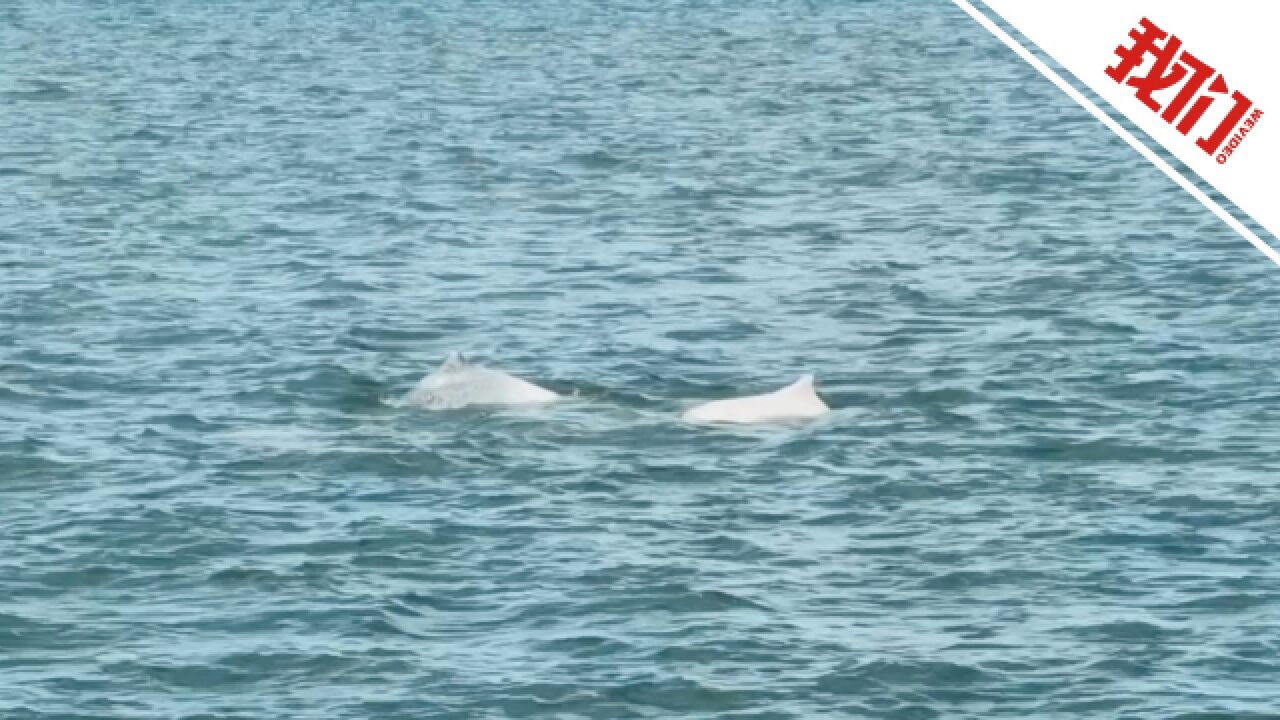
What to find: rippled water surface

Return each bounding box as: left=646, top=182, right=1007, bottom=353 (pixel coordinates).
left=3, top=1, right=1279, bottom=718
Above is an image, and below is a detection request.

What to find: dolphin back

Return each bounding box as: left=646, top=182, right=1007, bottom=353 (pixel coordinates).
left=405, top=354, right=559, bottom=410
left=682, top=373, right=829, bottom=424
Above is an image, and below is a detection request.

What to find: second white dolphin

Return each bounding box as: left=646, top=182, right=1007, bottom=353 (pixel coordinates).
left=404, top=353, right=558, bottom=410
left=681, top=374, right=830, bottom=424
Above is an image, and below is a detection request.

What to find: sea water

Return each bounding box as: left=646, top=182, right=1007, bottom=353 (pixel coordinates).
left=2, top=1, right=1278, bottom=717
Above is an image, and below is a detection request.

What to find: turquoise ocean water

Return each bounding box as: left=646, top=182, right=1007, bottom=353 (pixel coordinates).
left=3, top=1, right=1279, bottom=717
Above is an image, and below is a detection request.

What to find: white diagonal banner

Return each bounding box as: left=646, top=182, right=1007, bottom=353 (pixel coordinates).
left=958, top=1, right=1280, bottom=266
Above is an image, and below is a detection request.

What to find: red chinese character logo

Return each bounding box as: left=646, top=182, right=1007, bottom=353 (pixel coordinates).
left=1106, top=18, right=1259, bottom=161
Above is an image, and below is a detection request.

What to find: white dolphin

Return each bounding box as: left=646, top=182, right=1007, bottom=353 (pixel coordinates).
left=682, top=374, right=830, bottom=424
left=404, top=353, right=558, bottom=410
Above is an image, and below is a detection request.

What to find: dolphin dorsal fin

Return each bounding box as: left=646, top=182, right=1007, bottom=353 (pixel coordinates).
left=440, top=351, right=468, bottom=371
left=782, top=374, right=816, bottom=394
